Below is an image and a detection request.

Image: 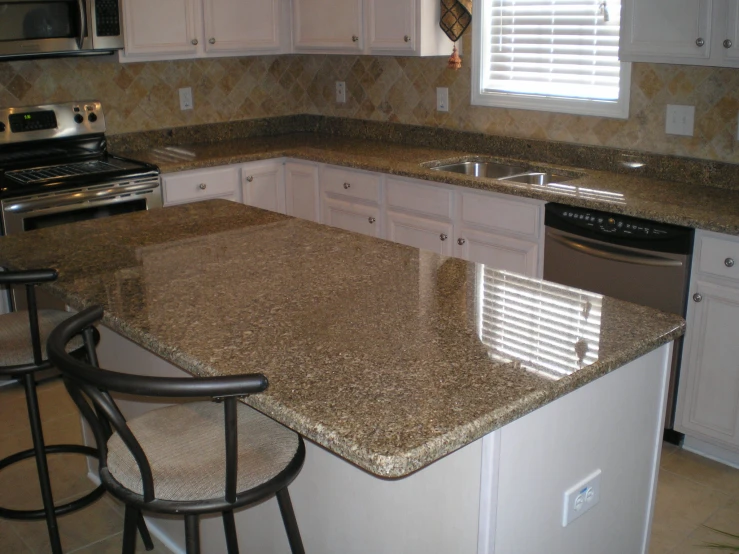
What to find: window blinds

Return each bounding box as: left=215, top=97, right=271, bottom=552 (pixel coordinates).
left=485, top=0, right=622, bottom=101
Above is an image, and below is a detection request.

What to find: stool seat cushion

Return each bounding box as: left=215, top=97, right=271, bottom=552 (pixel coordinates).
left=106, top=401, right=300, bottom=502
left=0, top=309, right=82, bottom=367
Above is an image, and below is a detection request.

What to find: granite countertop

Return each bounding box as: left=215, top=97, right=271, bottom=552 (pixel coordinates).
left=0, top=200, right=685, bottom=477
left=115, top=132, right=739, bottom=236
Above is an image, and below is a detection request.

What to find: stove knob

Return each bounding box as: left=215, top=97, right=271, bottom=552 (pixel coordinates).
left=88, top=113, right=98, bottom=123
left=74, top=114, right=84, bottom=124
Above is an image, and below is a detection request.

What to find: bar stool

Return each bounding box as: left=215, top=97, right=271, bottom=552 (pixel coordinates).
left=48, top=305, right=307, bottom=554
left=0, top=269, right=106, bottom=554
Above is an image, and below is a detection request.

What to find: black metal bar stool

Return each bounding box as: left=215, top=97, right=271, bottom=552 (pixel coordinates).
left=48, top=305, right=307, bottom=554
left=0, top=269, right=107, bottom=554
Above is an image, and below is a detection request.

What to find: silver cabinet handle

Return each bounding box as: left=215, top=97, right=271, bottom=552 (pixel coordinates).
left=457, top=238, right=466, bottom=245
left=209, top=38, right=216, bottom=45
left=246, top=176, right=254, bottom=183
left=726, top=257, right=735, bottom=267
left=191, top=38, right=199, bottom=45
left=696, top=37, right=705, bottom=47
left=368, top=217, right=376, bottom=224
left=404, top=35, right=411, bottom=42
left=725, top=39, right=733, bottom=48
left=352, top=35, right=359, bottom=42
left=693, top=293, right=703, bottom=302
left=343, top=183, right=351, bottom=189
left=440, top=234, right=448, bottom=241
left=199, top=183, right=207, bottom=190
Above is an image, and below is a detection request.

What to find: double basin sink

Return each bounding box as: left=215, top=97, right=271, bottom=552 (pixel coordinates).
left=429, top=160, right=572, bottom=185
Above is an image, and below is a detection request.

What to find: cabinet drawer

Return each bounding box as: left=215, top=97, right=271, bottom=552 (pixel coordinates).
left=321, top=166, right=381, bottom=203
left=386, top=178, right=453, bottom=219
left=699, top=236, right=739, bottom=280
left=163, top=166, right=239, bottom=206
left=458, top=191, right=542, bottom=239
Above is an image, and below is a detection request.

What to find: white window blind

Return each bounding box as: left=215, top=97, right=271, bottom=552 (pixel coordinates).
left=486, top=0, right=622, bottom=101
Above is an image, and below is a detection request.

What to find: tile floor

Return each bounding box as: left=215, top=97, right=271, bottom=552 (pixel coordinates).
left=1, top=378, right=738, bottom=553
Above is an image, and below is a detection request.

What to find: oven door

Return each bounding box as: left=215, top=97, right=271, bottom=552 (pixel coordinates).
left=0, top=0, right=91, bottom=58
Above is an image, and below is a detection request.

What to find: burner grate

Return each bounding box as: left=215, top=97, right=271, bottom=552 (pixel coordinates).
left=6, top=161, right=120, bottom=184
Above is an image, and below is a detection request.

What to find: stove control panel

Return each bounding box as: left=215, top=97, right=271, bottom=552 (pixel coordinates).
left=0, top=101, right=106, bottom=146
left=548, top=203, right=679, bottom=239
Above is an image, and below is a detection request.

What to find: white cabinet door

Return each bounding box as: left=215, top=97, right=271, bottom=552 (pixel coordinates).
left=162, top=166, right=240, bottom=206
left=678, top=280, right=739, bottom=449
left=386, top=210, right=453, bottom=255
left=123, top=0, right=199, bottom=56
left=367, top=0, right=416, bottom=53
left=322, top=198, right=382, bottom=238
left=454, top=226, right=539, bottom=277
left=715, top=0, right=739, bottom=65
left=241, top=161, right=285, bottom=214
left=203, top=0, right=281, bottom=53
left=285, top=161, right=320, bottom=222
left=620, top=0, right=712, bottom=62
left=293, top=0, right=363, bottom=51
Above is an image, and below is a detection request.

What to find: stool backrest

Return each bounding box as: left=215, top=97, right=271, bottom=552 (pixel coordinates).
left=47, top=305, right=269, bottom=504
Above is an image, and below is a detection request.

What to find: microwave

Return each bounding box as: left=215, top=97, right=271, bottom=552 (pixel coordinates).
left=0, top=0, right=123, bottom=60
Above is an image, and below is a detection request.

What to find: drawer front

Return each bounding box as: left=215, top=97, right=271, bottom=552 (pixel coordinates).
left=386, top=178, right=453, bottom=219
left=699, top=236, right=739, bottom=280
left=163, top=166, right=239, bottom=206
left=459, top=191, right=542, bottom=239
left=321, top=166, right=381, bottom=203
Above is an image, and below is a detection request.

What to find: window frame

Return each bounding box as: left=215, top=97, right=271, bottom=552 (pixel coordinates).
left=471, top=0, right=632, bottom=119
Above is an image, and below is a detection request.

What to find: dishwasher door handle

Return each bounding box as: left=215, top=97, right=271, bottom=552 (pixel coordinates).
left=548, top=232, right=685, bottom=268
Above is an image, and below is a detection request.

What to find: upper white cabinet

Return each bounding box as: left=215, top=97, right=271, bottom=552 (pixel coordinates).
left=122, top=0, right=287, bottom=61
left=293, top=0, right=364, bottom=52
left=620, top=0, right=739, bottom=67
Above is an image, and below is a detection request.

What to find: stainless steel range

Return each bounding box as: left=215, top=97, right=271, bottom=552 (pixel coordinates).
left=0, top=100, right=161, bottom=311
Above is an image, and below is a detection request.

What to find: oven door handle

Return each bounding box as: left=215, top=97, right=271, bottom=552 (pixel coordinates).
left=76, top=0, right=87, bottom=50
left=4, top=182, right=159, bottom=213
left=548, top=232, right=684, bottom=268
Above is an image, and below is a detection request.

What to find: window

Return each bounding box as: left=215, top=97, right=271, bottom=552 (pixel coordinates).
left=472, top=0, right=631, bottom=118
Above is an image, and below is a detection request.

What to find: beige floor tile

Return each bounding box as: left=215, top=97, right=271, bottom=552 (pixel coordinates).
left=0, top=519, right=33, bottom=553
left=660, top=441, right=680, bottom=469
left=670, top=521, right=739, bottom=554
left=662, top=449, right=739, bottom=496
left=69, top=530, right=171, bottom=554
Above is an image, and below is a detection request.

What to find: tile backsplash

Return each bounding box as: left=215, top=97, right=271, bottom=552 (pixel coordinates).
left=1, top=50, right=739, bottom=164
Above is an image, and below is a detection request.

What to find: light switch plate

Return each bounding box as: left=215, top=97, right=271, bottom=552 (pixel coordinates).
left=179, top=87, right=193, bottom=111
left=437, top=87, right=449, bottom=112
left=666, top=104, right=695, bottom=136
left=336, top=81, right=346, bottom=104
left=562, top=469, right=602, bottom=527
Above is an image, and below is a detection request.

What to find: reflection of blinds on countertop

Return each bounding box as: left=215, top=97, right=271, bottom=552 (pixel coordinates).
left=486, top=0, right=622, bottom=101
left=478, top=269, right=602, bottom=380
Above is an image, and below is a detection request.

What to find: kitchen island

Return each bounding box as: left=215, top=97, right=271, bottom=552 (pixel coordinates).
left=0, top=200, right=684, bottom=554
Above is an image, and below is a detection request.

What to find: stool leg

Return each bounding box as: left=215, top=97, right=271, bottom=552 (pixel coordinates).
left=184, top=514, right=200, bottom=554
left=137, top=512, right=155, bottom=551
left=122, top=505, right=139, bottom=554
left=222, top=510, right=239, bottom=554
left=276, top=488, right=305, bottom=554
left=24, top=373, right=63, bottom=554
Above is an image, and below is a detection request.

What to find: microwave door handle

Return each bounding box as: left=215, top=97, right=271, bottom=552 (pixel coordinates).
left=76, top=0, right=87, bottom=50
left=548, top=233, right=684, bottom=268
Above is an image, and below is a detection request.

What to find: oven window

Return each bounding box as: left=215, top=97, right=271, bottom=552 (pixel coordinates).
left=23, top=199, right=147, bottom=231
left=0, top=2, right=77, bottom=41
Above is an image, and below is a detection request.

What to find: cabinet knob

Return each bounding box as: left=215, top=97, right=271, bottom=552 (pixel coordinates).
left=404, top=35, right=411, bottom=43
left=343, top=182, right=351, bottom=189
left=726, top=257, right=735, bottom=267
left=352, top=35, right=359, bottom=42
left=368, top=217, right=376, bottom=224
left=191, top=38, right=199, bottom=46
left=696, top=37, right=705, bottom=47
left=457, top=238, right=466, bottom=246
left=725, top=39, right=733, bottom=49
left=199, top=183, right=207, bottom=190
left=440, top=233, right=448, bottom=241
left=246, top=176, right=254, bottom=183
left=693, top=293, right=703, bottom=303
left=209, top=38, right=216, bottom=45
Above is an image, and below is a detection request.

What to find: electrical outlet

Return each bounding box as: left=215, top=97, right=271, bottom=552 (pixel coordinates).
left=179, top=87, right=193, bottom=111
left=562, top=469, right=601, bottom=527
left=665, top=104, right=694, bottom=136
left=336, top=81, right=346, bottom=104
left=437, top=87, right=449, bottom=112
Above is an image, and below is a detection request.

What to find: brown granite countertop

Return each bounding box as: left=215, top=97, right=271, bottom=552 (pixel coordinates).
left=0, top=201, right=685, bottom=477
left=114, top=132, right=739, bottom=236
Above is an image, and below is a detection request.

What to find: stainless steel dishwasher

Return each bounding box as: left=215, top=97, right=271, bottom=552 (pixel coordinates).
left=543, top=203, right=694, bottom=442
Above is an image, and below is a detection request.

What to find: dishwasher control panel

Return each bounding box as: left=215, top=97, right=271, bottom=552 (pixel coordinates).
left=548, top=203, right=678, bottom=239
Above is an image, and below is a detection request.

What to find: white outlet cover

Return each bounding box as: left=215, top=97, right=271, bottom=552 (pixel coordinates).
left=437, top=87, right=449, bottom=112
left=562, top=469, right=602, bottom=527
left=179, top=87, right=193, bottom=111
left=665, top=104, right=695, bottom=136
left=336, top=81, right=346, bottom=104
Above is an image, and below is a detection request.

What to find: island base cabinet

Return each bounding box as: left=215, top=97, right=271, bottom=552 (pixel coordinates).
left=91, top=326, right=671, bottom=554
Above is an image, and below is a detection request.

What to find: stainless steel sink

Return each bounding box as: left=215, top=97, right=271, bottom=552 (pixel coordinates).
left=431, top=161, right=529, bottom=180
left=500, top=172, right=570, bottom=185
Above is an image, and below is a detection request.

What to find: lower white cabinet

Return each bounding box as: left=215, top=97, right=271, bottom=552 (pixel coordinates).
left=386, top=210, right=453, bottom=255
left=241, top=160, right=285, bottom=214
left=454, top=226, right=540, bottom=277
left=162, top=165, right=240, bottom=206
left=322, top=197, right=382, bottom=238
left=285, top=161, right=320, bottom=222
